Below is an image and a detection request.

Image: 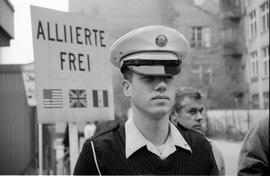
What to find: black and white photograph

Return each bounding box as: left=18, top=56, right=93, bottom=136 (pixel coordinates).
left=0, top=0, right=269, bottom=175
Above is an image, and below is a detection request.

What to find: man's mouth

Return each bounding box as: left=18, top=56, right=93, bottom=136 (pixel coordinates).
left=152, top=95, right=169, bottom=100
left=193, top=124, right=202, bottom=130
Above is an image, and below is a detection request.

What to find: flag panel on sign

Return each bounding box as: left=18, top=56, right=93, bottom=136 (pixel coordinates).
left=103, top=90, right=108, bottom=107
left=92, top=90, right=109, bottom=107
left=69, top=89, right=87, bottom=108
left=43, top=89, right=63, bottom=108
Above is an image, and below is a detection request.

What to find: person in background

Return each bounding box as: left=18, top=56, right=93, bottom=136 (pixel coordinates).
left=74, top=25, right=218, bottom=175
left=238, top=116, right=269, bottom=176
left=170, top=86, right=225, bottom=175
left=62, top=124, right=70, bottom=174
left=83, top=122, right=97, bottom=139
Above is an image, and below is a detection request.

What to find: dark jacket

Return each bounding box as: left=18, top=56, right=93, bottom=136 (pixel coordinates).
left=74, top=121, right=218, bottom=175
left=238, top=116, right=269, bottom=176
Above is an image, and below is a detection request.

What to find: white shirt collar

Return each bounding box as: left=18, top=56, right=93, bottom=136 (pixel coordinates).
left=125, top=118, right=192, bottom=159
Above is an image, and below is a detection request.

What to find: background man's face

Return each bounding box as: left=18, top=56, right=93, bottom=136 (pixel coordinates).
left=176, top=96, right=205, bottom=133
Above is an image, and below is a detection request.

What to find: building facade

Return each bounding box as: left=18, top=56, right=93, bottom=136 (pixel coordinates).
left=219, top=0, right=247, bottom=109
left=0, top=1, right=38, bottom=174
left=162, top=0, right=232, bottom=109
left=0, top=0, right=14, bottom=46
left=0, top=65, right=37, bottom=175
left=244, top=0, right=269, bottom=109
left=69, top=0, right=248, bottom=110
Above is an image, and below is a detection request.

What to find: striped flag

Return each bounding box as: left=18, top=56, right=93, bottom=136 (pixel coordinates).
left=92, top=90, right=109, bottom=107
left=69, top=89, right=87, bottom=108
left=43, top=89, right=63, bottom=108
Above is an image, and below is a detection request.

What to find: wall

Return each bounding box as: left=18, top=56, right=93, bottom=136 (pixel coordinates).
left=69, top=0, right=164, bottom=41
left=206, top=109, right=269, bottom=140
left=0, top=65, right=36, bottom=174
left=245, top=0, right=269, bottom=109
left=168, top=0, right=231, bottom=109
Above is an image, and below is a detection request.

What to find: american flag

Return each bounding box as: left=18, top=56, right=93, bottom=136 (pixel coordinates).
left=43, top=89, right=63, bottom=108
left=92, top=90, right=109, bottom=107
left=69, top=89, right=87, bottom=108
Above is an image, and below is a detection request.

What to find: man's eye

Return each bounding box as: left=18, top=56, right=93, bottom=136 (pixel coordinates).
left=188, top=108, right=198, bottom=114
left=189, top=111, right=196, bottom=114
left=163, top=76, right=173, bottom=81
left=141, top=76, right=154, bottom=81
left=199, top=108, right=204, bottom=113
left=167, top=76, right=173, bottom=79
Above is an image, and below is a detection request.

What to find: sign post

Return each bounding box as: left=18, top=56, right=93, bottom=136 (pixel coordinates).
left=68, top=122, right=79, bottom=173
left=38, top=123, right=43, bottom=175
left=30, top=6, right=115, bottom=174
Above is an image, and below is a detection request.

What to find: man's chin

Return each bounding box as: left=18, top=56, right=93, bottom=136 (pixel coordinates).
left=193, top=127, right=203, bottom=133
left=149, top=107, right=171, bottom=117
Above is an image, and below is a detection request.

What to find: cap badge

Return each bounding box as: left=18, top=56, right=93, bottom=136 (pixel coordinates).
left=155, top=34, right=167, bottom=47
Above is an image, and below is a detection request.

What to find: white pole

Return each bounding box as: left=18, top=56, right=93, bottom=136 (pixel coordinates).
left=38, top=123, right=43, bottom=175
left=69, top=122, right=79, bottom=174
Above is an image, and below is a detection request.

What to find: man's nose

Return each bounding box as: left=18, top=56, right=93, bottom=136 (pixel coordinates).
left=154, top=80, right=167, bottom=92
left=195, top=112, right=203, bottom=121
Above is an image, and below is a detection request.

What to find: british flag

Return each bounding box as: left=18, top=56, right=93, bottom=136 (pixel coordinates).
left=69, top=89, right=87, bottom=108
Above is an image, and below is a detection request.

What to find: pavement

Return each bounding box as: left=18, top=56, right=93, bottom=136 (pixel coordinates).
left=210, top=139, right=243, bottom=176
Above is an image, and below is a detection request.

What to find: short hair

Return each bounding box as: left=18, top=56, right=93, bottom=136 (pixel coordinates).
left=172, top=87, right=205, bottom=113
left=122, top=67, right=134, bottom=82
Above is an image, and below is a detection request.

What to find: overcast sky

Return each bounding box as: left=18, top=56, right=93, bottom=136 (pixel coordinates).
left=0, top=0, right=68, bottom=64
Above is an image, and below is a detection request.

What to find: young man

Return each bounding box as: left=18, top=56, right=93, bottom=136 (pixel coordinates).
left=74, top=25, right=218, bottom=175
left=170, top=87, right=225, bottom=175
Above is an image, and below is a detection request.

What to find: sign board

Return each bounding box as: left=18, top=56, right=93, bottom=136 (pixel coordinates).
left=30, top=6, right=114, bottom=123
left=22, top=63, right=37, bottom=106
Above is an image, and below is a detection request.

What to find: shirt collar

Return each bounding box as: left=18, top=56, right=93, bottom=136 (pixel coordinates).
left=125, top=118, right=192, bottom=159
left=170, top=121, right=192, bottom=152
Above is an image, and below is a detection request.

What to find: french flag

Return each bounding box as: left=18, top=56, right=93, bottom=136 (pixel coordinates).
left=92, top=90, right=109, bottom=107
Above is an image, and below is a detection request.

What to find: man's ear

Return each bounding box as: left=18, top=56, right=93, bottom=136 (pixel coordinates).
left=122, top=79, right=131, bottom=97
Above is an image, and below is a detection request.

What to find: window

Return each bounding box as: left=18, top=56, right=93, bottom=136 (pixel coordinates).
left=191, top=63, right=212, bottom=85
left=190, top=26, right=211, bottom=48
left=263, top=92, right=269, bottom=109
left=260, top=0, right=269, bottom=33
left=191, top=64, right=201, bottom=83
left=202, top=28, right=211, bottom=48
left=261, top=45, right=269, bottom=78
left=249, top=10, right=257, bottom=39
left=235, top=0, right=240, bottom=6
left=203, top=64, right=212, bottom=84
left=251, top=93, right=260, bottom=109
left=250, top=51, right=259, bottom=81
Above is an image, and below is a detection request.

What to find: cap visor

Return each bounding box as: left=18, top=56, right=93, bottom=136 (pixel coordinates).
left=128, top=65, right=180, bottom=76
left=121, top=52, right=181, bottom=76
